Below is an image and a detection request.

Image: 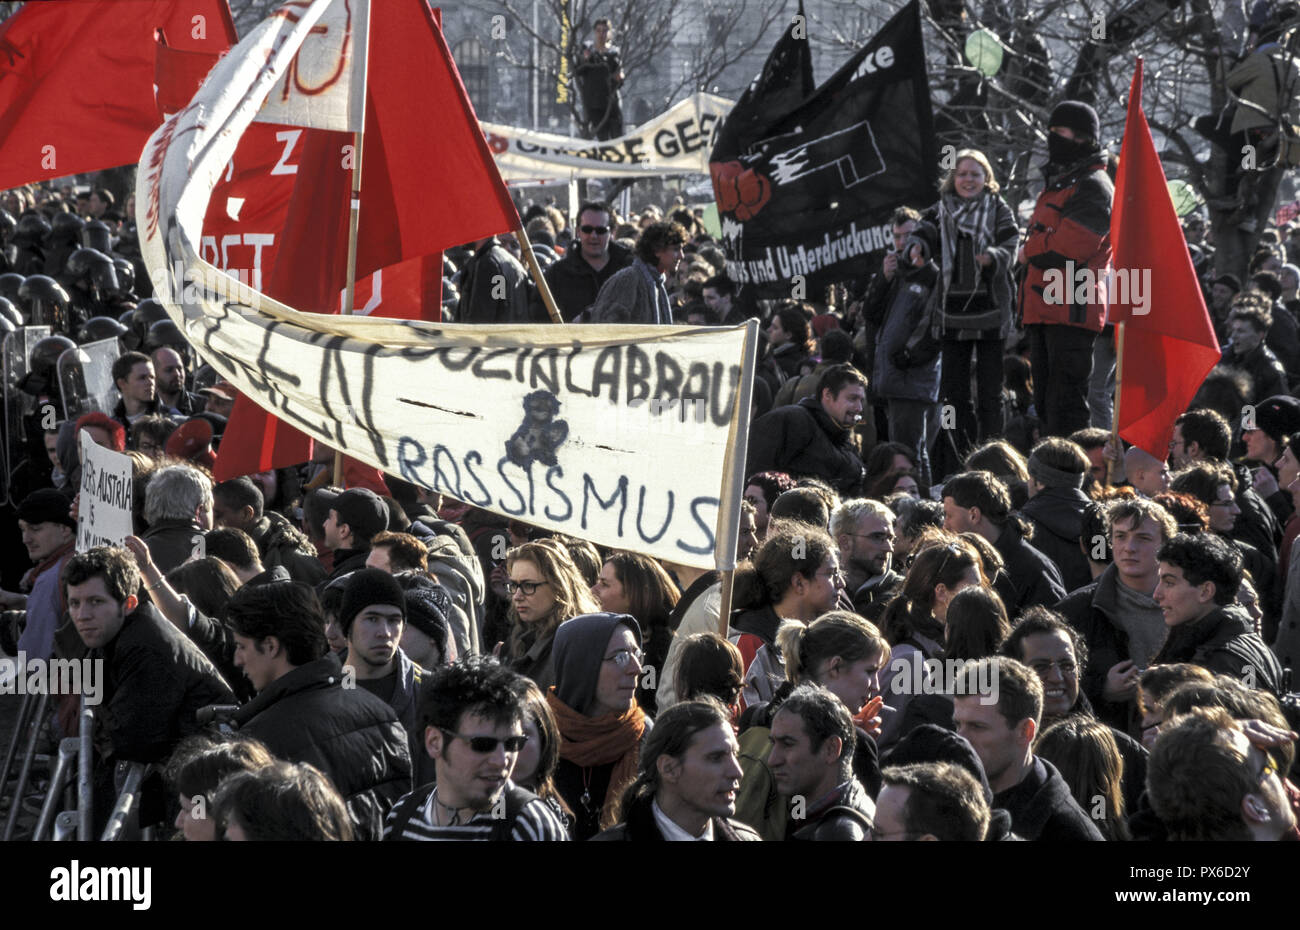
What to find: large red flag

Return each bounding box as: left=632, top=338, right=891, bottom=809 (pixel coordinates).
left=1110, top=59, right=1221, bottom=459
left=212, top=1, right=517, bottom=483
left=0, top=0, right=235, bottom=189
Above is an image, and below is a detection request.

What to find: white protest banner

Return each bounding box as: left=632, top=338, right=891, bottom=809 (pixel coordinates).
left=77, top=430, right=134, bottom=552
left=137, top=0, right=756, bottom=569
left=481, top=93, right=733, bottom=182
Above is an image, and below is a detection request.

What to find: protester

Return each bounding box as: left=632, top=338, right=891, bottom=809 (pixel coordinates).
left=502, top=540, right=600, bottom=692
left=214, top=761, right=355, bottom=841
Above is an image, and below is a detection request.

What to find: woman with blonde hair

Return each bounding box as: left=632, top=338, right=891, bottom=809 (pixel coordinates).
left=503, top=540, right=600, bottom=692
left=926, top=149, right=1019, bottom=466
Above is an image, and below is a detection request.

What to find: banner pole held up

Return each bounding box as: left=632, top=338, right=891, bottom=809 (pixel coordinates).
left=715, top=318, right=761, bottom=634
left=1107, top=322, right=1125, bottom=486
left=514, top=225, right=564, bottom=323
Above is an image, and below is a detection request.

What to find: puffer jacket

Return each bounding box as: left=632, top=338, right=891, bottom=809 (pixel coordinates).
left=233, top=653, right=412, bottom=841
left=1019, top=150, right=1113, bottom=332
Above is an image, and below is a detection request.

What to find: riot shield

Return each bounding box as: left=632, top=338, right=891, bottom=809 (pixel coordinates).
left=2, top=326, right=51, bottom=505
left=58, top=338, right=121, bottom=420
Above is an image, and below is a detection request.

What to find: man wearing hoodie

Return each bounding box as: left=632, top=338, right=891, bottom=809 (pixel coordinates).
left=953, top=657, right=1104, bottom=841
left=1021, top=437, right=1094, bottom=593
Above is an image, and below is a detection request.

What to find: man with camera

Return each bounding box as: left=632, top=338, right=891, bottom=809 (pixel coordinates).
left=859, top=206, right=942, bottom=485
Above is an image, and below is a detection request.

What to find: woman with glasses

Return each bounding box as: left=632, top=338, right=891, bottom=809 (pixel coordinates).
left=503, top=540, right=600, bottom=693
left=546, top=612, right=649, bottom=840
left=591, top=551, right=680, bottom=713
left=877, top=535, right=986, bottom=750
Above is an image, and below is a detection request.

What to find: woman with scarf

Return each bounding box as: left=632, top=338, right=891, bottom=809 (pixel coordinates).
left=924, top=149, right=1019, bottom=466
left=548, top=612, right=650, bottom=840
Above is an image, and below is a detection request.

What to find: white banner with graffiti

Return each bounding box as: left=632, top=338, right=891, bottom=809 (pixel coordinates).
left=482, top=92, right=733, bottom=182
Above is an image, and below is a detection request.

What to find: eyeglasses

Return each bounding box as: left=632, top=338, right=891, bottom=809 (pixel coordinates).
left=440, top=729, right=528, bottom=754
left=504, top=579, right=550, bottom=596
left=606, top=648, right=643, bottom=669
left=1028, top=659, right=1078, bottom=677
left=815, top=568, right=846, bottom=584
left=580, top=225, right=609, bottom=235
left=847, top=532, right=895, bottom=544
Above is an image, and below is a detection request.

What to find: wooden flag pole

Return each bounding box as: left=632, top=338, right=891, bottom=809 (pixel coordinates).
left=1108, top=322, right=1125, bottom=485
left=514, top=225, right=564, bottom=324
left=333, top=126, right=366, bottom=487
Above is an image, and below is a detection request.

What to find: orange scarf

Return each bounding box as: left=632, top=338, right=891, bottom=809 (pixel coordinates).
left=547, top=688, right=646, bottom=828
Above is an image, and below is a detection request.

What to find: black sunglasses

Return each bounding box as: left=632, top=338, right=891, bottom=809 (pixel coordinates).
left=440, top=728, right=528, bottom=753
left=580, top=224, right=609, bottom=235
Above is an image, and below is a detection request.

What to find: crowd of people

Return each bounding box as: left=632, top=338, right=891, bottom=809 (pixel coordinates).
left=3, top=78, right=1300, bottom=844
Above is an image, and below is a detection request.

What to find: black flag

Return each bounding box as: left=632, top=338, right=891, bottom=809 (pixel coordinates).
left=710, top=0, right=939, bottom=297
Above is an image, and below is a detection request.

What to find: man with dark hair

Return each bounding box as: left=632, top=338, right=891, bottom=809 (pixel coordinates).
left=872, top=762, right=991, bottom=841
left=204, top=526, right=271, bottom=584
left=701, top=274, right=738, bottom=324
left=588, top=221, right=687, bottom=324
left=952, top=657, right=1103, bottom=840
left=227, top=580, right=412, bottom=841
left=595, top=698, right=756, bottom=841
left=743, top=471, right=796, bottom=541
left=88, top=188, right=114, bottom=218
left=325, top=487, right=389, bottom=579
left=772, top=328, right=856, bottom=408
left=1022, top=437, right=1094, bottom=592
left=536, top=201, right=632, bottom=322
left=1147, top=706, right=1296, bottom=840
left=1056, top=498, right=1177, bottom=731
left=383, top=656, right=568, bottom=840
left=151, top=346, right=202, bottom=416
left=746, top=364, right=868, bottom=496
left=1152, top=533, right=1282, bottom=693
left=110, top=350, right=161, bottom=441
left=1002, top=606, right=1148, bottom=812
left=212, top=476, right=324, bottom=585
left=576, top=18, right=624, bottom=140
left=767, top=683, right=874, bottom=840
left=1018, top=100, right=1113, bottom=438
left=338, top=568, right=437, bottom=785
left=943, top=470, right=1065, bottom=612
left=456, top=234, right=534, bottom=324
left=1223, top=299, right=1288, bottom=402
left=366, top=531, right=429, bottom=574
left=65, top=546, right=235, bottom=831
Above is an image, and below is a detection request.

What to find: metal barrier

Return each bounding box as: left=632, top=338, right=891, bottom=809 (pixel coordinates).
left=99, top=763, right=145, bottom=842
left=78, top=698, right=93, bottom=840
left=0, top=690, right=37, bottom=801
left=2, top=690, right=51, bottom=841
left=52, top=811, right=76, bottom=841
left=32, top=738, right=78, bottom=841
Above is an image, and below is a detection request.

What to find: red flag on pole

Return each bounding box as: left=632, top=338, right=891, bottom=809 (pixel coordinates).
left=1109, top=59, right=1221, bottom=459
left=0, top=0, right=235, bottom=189
left=212, top=1, right=516, bottom=483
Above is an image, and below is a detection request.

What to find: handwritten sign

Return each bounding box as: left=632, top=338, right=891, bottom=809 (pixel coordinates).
left=136, top=4, right=756, bottom=569
left=77, top=429, right=134, bottom=552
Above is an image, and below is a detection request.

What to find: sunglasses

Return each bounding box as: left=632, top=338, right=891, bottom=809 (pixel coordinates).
left=440, top=728, right=528, bottom=754
left=580, top=224, right=610, bottom=235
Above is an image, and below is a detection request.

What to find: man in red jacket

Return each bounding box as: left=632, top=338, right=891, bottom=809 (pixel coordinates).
left=1018, top=101, right=1114, bottom=438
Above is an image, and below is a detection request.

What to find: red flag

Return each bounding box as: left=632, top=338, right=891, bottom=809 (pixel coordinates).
left=213, top=1, right=511, bottom=483
left=1110, top=59, right=1221, bottom=459
left=0, top=0, right=235, bottom=189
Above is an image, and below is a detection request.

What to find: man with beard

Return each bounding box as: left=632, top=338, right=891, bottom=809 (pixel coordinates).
left=831, top=498, right=903, bottom=622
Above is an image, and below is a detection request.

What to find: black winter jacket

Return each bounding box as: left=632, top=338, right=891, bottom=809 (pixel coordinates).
left=788, top=779, right=874, bottom=841
left=1020, top=485, right=1093, bottom=593
left=99, top=603, right=236, bottom=763
left=142, top=518, right=204, bottom=575
left=1054, top=565, right=1142, bottom=732
left=993, top=756, right=1104, bottom=841
left=248, top=511, right=325, bottom=586
left=1151, top=604, right=1284, bottom=694
left=746, top=397, right=865, bottom=496
left=991, top=521, right=1067, bottom=614
left=535, top=240, right=634, bottom=322
left=233, top=653, right=413, bottom=840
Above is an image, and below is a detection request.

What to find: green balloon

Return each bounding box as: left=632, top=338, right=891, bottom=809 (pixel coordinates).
left=1167, top=179, right=1201, bottom=217
left=965, top=28, right=1003, bottom=76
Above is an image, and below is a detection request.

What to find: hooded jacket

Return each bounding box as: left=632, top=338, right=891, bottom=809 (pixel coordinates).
left=746, top=397, right=865, bottom=497
left=1018, top=150, right=1112, bottom=333
left=1020, top=485, right=1093, bottom=593
left=1151, top=603, right=1284, bottom=694
left=991, top=521, right=1067, bottom=614
left=864, top=250, right=942, bottom=404
left=232, top=653, right=413, bottom=841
